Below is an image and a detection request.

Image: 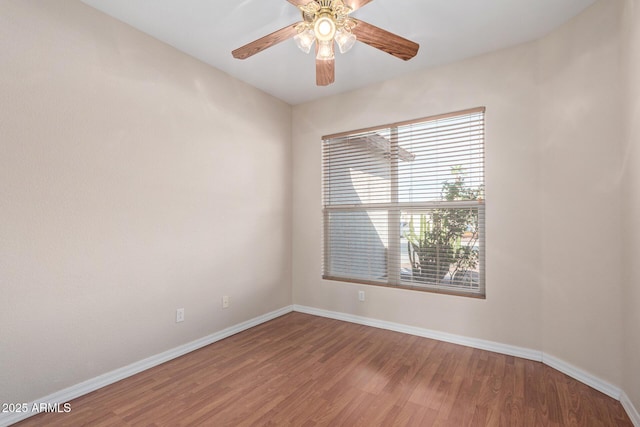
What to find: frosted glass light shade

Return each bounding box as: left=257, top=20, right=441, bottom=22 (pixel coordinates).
left=294, top=29, right=315, bottom=54
left=335, top=30, right=356, bottom=54
left=314, top=14, right=336, bottom=41
left=316, top=40, right=334, bottom=60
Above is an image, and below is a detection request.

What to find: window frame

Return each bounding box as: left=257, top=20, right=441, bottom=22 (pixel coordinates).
left=322, top=107, right=486, bottom=298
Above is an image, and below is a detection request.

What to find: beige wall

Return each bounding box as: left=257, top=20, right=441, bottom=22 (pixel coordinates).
left=622, top=0, right=640, bottom=413
left=538, top=0, right=623, bottom=386
left=293, top=0, right=627, bottom=391
left=0, top=1, right=292, bottom=404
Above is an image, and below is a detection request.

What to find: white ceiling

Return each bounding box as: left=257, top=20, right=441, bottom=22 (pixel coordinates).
left=81, top=0, right=597, bottom=105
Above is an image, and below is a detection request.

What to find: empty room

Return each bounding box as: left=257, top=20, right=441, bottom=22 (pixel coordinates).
left=1, top=0, right=639, bottom=425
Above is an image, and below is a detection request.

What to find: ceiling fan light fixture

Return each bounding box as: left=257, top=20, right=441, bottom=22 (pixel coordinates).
left=335, top=29, right=356, bottom=54
left=314, top=13, right=336, bottom=41
left=294, top=29, right=315, bottom=54
left=316, top=40, right=335, bottom=61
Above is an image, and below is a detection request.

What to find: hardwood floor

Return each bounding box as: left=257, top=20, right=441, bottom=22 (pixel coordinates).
left=15, top=312, right=632, bottom=426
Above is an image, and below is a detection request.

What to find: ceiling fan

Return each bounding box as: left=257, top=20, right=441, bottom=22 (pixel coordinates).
left=231, top=0, right=420, bottom=86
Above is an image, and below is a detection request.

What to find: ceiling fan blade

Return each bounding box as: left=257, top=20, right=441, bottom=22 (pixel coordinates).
left=343, top=0, right=374, bottom=11
left=316, top=45, right=335, bottom=86
left=352, top=19, right=419, bottom=61
left=232, top=23, right=300, bottom=60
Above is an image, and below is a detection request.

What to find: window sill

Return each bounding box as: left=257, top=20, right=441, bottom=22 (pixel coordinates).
left=322, top=275, right=486, bottom=299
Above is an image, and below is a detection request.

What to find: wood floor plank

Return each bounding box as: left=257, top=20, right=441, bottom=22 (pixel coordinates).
left=14, top=312, right=633, bottom=427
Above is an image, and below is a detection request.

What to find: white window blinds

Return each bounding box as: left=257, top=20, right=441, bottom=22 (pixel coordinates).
left=322, top=107, right=485, bottom=297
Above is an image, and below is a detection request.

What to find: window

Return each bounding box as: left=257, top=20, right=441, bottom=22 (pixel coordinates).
left=322, top=107, right=485, bottom=297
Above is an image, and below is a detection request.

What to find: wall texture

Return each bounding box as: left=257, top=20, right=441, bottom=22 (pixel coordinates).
left=292, top=0, right=627, bottom=394
left=622, top=0, right=640, bottom=415
left=0, top=0, right=292, bottom=404
left=538, top=0, right=623, bottom=388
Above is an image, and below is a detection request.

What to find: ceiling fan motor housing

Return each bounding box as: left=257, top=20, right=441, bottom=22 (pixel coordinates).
left=300, top=0, right=353, bottom=31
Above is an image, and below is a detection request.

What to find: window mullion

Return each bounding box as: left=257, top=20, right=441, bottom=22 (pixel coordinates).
left=388, top=127, right=401, bottom=286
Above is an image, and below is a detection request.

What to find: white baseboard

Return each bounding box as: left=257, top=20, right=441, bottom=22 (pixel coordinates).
left=293, top=304, right=542, bottom=361
left=622, top=392, right=640, bottom=427
left=0, top=305, right=294, bottom=427
left=293, top=304, right=636, bottom=422
left=542, top=353, right=620, bottom=400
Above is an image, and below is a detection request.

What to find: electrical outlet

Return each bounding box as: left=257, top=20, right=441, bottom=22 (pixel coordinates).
left=358, top=290, right=365, bottom=302
left=176, top=308, right=185, bottom=323
left=222, top=295, right=230, bottom=309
